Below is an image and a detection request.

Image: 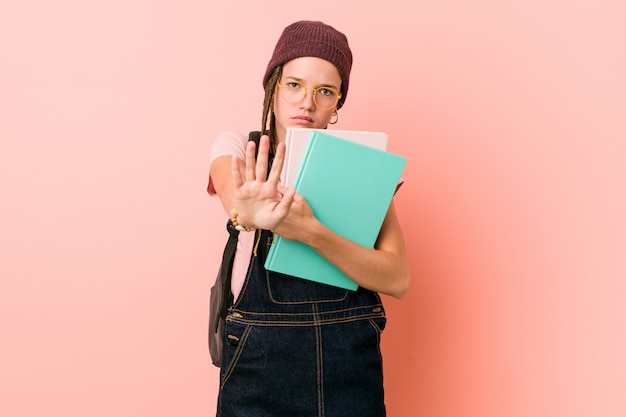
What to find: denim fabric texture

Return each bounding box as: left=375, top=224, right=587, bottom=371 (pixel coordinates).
left=216, top=229, right=387, bottom=417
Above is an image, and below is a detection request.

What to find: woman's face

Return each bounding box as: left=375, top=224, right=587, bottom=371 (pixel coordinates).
left=273, top=56, right=342, bottom=143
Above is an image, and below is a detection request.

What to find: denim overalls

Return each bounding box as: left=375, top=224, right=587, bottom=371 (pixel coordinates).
left=216, top=228, right=387, bottom=417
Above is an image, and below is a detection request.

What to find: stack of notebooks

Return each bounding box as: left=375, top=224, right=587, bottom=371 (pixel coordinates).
left=265, top=128, right=406, bottom=291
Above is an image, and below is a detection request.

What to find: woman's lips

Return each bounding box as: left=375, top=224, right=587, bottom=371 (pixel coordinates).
left=292, top=115, right=314, bottom=125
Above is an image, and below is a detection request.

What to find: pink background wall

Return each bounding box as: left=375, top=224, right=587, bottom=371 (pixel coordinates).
left=1, top=1, right=624, bottom=416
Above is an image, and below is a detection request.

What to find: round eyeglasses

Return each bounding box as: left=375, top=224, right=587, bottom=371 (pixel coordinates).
left=276, top=80, right=341, bottom=111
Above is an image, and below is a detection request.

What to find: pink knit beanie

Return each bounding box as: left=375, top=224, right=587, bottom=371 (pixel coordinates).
left=263, top=21, right=353, bottom=109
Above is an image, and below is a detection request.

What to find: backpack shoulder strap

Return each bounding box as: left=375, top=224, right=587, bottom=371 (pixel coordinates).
left=215, top=132, right=260, bottom=320
left=248, top=131, right=276, bottom=161
left=214, top=130, right=262, bottom=321
left=248, top=130, right=262, bottom=144
left=248, top=131, right=262, bottom=159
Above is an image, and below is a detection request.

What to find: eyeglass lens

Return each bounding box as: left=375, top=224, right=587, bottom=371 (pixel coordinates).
left=281, top=82, right=338, bottom=110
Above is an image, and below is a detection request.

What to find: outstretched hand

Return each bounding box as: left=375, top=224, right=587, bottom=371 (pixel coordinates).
left=231, top=135, right=296, bottom=230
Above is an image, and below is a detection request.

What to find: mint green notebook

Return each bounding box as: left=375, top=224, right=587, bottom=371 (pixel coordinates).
left=264, top=131, right=406, bottom=290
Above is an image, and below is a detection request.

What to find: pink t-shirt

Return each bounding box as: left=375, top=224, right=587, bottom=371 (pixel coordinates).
left=208, top=131, right=256, bottom=301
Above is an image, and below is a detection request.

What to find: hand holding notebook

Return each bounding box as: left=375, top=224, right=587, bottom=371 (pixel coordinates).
left=265, top=130, right=406, bottom=290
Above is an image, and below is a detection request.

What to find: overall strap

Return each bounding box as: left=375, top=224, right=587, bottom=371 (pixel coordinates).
left=217, top=220, right=240, bottom=324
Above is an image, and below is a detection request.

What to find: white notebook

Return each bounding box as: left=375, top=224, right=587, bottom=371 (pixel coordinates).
left=281, top=128, right=388, bottom=187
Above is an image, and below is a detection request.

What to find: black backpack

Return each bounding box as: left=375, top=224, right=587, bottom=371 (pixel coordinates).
left=208, top=131, right=263, bottom=367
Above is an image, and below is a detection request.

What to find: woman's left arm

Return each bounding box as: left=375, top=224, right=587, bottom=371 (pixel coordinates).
left=234, top=135, right=411, bottom=298
left=274, top=197, right=410, bottom=299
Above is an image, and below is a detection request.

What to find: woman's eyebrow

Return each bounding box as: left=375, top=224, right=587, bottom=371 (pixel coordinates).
left=283, top=76, right=339, bottom=90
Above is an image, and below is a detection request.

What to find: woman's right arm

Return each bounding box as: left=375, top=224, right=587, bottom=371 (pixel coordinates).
left=210, top=155, right=241, bottom=214
left=208, top=131, right=249, bottom=214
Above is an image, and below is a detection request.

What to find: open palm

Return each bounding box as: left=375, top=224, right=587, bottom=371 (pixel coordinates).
left=231, top=135, right=296, bottom=230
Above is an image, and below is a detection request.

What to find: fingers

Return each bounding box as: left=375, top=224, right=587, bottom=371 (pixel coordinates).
left=277, top=184, right=290, bottom=196
left=267, top=141, right=286, bottom=186
left=281, top=187, right=297, bottom=206
left=244, top=140, right=256, bottom=182
left=231, top=155, right=243, bottom=188
left=237, top=135, right=281, bottom=189
left=255, top=135, right=270, bottom=181
left=243, top=135, right=272, bottom=183
left=272, top=187, right=296, bottom=220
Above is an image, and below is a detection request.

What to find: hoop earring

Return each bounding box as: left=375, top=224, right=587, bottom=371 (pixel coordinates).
left=329, top=110, right=339, bottom=125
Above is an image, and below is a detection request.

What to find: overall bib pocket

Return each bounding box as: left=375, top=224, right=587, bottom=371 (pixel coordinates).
left=266, top=271, right=349, bottom=304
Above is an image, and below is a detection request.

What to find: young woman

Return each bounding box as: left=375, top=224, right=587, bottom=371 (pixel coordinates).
left=208, top=20, right=410, bottom=417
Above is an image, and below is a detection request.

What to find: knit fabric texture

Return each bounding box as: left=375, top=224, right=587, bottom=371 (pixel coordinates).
left=263, top=21, right=353, bottom=109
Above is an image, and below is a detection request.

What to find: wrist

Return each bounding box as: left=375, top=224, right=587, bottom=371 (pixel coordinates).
left=229, top=208, right=253, bottom=232
left=299, top=218, right=327, bottom=247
